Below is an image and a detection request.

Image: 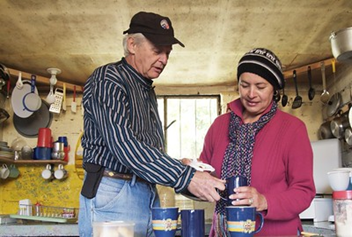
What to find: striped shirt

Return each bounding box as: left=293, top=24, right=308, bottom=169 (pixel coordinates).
left=82, top=58, right=195, bottom=192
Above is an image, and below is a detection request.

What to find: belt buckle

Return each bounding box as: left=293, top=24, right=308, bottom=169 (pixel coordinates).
left=108, top=171, right=115, bottom=177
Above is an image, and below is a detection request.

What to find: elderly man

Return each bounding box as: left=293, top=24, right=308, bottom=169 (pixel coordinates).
left=78, top=11, right=225, bottom=237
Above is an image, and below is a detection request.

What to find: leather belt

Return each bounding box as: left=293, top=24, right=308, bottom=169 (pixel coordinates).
left=103, top=170, right=147, bottom=183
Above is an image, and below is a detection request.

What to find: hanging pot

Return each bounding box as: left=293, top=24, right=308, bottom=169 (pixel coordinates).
left=319, top=121, right=334, bottom=139
left=330, top=27, right=352, bottom=62
left=345, top=128, right=352, bottom=146
left=330, top=114, right=350, bottom=139
left=326, top=92, right=342, bottom=117
left=13, top=100, right=52, bottom=137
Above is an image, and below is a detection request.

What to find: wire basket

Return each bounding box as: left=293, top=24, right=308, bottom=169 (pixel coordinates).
left=18, top=204, right=78, bottom=219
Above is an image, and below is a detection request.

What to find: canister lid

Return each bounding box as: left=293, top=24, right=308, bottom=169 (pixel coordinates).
left=333, top=190, right=352, bottom=199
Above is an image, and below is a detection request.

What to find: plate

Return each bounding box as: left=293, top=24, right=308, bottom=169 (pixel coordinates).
left=9, top=214, right=77, bottom=223
left=11, top=80, right=39, bottom=118
left=188, top=160, right=215, bottom=172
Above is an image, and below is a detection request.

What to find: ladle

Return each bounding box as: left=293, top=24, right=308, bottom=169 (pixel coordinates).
left=292, top=70, right=302, bottom=109
left=281, top=81, right=288, bottom=107
left=320, top=62, right=330, bottom=104
left=16, top=71, right=23, bottom=89
left=307, top=66, right=315, bottom=100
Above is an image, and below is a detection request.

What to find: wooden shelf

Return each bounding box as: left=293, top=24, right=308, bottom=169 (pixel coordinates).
left=0, top=157, right=67, bottom=165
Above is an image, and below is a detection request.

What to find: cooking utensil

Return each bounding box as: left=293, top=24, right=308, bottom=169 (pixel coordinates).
left=292, top=70, right=302, bottom=109
left=345, top=128, right=352, bottom=145
left=281, top=80, right=288, bottom=107
left=71, top=85, right=77, bottom=113
left=13, top=100, right=53, bottom=137
left=49, top=88, right=64, bottom=114
left=318, top=121, right=335, bottom=139
left=46, top=83, right=55, bottom=104
left=330, top=114, right=350, bottom=139
left=11, top=80, right=38, bottom=118
left=320, top=62, right=330, bottom=104
left=307, top=66, right=315, bottom=100
left=327, top=93, right=342, bottom=117
left=22, top=75, right=42, bottom=112
left=4, top=80, right=11, bottom=111
left=62, top=83, right=66, bottom=111
left=330, top=27, right=352, bottom=62
left=16, top=71, right=23, bottom=89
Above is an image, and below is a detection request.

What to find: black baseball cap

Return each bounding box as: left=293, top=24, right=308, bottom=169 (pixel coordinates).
left=123, top=11, right=185, bottom=47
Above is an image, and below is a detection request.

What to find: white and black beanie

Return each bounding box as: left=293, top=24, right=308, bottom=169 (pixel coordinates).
left=237, top=48, right=285, bottom=90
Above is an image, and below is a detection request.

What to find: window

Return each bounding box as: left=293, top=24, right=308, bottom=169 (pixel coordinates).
left=157, top=95, right=220, bottom=159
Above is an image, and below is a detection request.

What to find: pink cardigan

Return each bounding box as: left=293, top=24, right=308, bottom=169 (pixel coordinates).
left=200, top=99, right=316, bottom=236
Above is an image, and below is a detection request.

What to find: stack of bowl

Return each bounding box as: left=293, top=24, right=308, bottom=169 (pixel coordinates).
left=0, top=141, right=14, bottom=159
left=327, top=168, right=352, bottom=192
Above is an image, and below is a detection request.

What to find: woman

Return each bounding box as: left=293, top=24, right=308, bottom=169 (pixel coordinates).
left=200, top=48, right=316, bottom=236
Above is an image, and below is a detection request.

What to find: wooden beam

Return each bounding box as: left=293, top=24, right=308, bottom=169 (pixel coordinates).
left=7, top=68, right=83, bottom=93
left=283, top=57, right=335, bottom=79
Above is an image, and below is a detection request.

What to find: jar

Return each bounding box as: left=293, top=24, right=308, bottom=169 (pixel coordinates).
left=333, top=191, right=352, bottom=237
left=156, top=185, right=175, bottom=208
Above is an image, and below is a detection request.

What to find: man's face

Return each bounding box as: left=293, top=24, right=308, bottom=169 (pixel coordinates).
left=127, top=37, right=172, bottom=79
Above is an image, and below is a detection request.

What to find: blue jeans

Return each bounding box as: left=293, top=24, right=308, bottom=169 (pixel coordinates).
left=79, top=175, right=160, bottom=237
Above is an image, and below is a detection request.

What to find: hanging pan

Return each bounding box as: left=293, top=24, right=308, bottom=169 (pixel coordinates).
left=326, top=92, right=342, bottom=117
left=13, top=100, right=53, bottom=137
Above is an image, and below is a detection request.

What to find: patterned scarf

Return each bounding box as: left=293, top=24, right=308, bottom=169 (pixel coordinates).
left=214, top=102, right=277, bottom=237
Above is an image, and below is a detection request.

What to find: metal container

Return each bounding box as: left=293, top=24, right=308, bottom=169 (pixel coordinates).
left=330, top=27, right=352, bottom=62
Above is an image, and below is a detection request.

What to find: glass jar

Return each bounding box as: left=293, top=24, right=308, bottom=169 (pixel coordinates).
left=333, top=190, right=352, bottom=237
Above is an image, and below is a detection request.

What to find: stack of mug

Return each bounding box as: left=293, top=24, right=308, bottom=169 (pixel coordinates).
left=34, top=128, right=69, bottom=161
left=34, top=128, right=52, bottom=160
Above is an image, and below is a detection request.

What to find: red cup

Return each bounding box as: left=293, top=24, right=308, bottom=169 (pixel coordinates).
left=37, top=128, right=52, bottom=148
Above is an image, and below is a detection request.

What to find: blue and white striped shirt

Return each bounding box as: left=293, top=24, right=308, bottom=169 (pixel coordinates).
left=82, top=58, right=194, bottom=192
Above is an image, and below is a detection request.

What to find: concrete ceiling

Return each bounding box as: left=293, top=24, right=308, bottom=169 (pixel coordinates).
left=0, top=0, right=351, bottom=91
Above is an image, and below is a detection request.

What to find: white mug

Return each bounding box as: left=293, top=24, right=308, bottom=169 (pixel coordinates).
left=1, top=164, right=10, bottom=179
left=54, top=164, right=68, bottom=180
left=41, top=164, right=53, bottom=180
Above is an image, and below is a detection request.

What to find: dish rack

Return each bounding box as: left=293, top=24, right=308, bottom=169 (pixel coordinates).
left=10, top=204, right=79, bottom=223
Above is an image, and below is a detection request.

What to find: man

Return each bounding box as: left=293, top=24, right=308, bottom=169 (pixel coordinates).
left=78, top=11, right=225, bottom=237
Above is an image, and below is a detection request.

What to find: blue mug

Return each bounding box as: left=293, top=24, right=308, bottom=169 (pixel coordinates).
left=181, top=209, right=205, bottom=237
left=226, top=206, right=264, bottom=237
left=152, top=207, right=179, bottom=237
left=226, top=175, right=248, bottom=205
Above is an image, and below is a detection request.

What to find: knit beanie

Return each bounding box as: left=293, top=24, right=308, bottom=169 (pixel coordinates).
left=237, top=48, right=285, bottom=90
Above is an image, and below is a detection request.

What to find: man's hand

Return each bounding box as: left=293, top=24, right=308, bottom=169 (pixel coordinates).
left=187, top=171, right=226, bottom=202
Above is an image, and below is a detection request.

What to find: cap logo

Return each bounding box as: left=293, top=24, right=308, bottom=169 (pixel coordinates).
left=160, top=19, right=170, bottom=30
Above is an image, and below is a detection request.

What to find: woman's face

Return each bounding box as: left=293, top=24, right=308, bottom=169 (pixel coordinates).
left=238, top=72, right=274, bottom=121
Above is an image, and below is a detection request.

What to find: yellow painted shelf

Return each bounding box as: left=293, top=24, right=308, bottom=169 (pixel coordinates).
left=0, top=157, right=67, bottom=165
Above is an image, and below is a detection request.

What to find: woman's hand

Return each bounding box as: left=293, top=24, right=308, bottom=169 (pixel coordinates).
left=229, top=186, right=268, bottom=211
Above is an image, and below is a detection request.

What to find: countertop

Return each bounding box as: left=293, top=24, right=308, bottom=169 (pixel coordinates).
left=0, top=220, right=336, bottom=236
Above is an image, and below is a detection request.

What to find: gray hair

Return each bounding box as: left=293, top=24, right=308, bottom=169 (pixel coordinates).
left=123, top=33, right=147, bottom=56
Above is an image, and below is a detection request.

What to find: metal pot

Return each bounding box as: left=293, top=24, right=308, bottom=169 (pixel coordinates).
left=330, top=114, right=350, bottom=139
left=345, top=128, right=352, bottom=146
left=330, top=27, right=352, bottom=61
left=319, top=121, right=334, bottom=139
